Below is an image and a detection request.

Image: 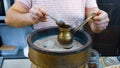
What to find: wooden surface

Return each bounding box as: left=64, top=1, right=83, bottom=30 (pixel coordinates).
left=0, top=45, right=16, bottom=50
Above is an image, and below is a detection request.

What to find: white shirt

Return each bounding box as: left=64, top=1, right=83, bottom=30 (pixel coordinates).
left=16, top=0, right=98, bottom=29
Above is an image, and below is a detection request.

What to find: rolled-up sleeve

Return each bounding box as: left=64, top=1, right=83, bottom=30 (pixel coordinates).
left=85, top=0, right=98, bottom=8
left=15, top=0, right=31, bottom=9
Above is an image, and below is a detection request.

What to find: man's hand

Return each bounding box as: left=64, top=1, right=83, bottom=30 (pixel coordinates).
left=91, top=10, right=109, bottom=33
left=29, top=6, right=47, bottom=24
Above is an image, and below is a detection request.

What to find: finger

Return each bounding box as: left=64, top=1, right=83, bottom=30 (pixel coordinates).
left=93, top=21, right=108, bottom=30
left=30, top=8, right=43, bottom=18
left=93, top=17, right=109, bottom=29
left=33, top=6, right=45, bottom=17
left=39, top=7, right=47, bottom=15
left=93, top=23, right=108, bottom=30
left=93, top=23, right=107, bottom=31
left=30, top=13, right=40, bottom=24
left=93, top=10, right=108, bottom=21
left=94, top=18, right=109, bottom=25
left=40, top=19, right=48, bottom=22
left=36, top=10, right=45, bottom=17
left=32, top=17, right=47, bottom=24
left=38, top=17, right=48, bottom=22
left=34, top=6, right=47, bottom=17
left=30, top=13, right=40, bottom=19
left=30, top=10, right=47, bottom=22
left=94, top=22, right=108, bottom=28
left=36, top=6, right=47, bottom=14
left=93, top=11, right=99, bottom=16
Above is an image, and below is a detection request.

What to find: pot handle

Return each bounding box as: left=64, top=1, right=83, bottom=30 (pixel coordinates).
left=72, top=13, right=96, bottom=34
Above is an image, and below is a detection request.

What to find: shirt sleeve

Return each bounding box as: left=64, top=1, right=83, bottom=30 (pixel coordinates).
left=85, top=0, right=98, bottom=8
left=15, top=0, right=31, bottom=9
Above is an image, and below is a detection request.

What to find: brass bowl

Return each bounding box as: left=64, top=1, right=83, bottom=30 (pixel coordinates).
left=31, top=63, right=88, bottom=68
left=27, top=26, right=92, bottom=68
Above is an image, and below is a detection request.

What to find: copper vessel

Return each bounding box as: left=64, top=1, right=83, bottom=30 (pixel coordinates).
left=27, top=27, right=92, bottom=68
left=57, top=25, right=73, bottom=48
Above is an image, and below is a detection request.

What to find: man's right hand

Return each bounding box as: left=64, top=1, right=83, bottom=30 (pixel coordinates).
left=29, top=6, right=48, bottom=24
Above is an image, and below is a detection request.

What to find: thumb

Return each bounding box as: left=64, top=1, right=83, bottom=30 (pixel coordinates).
left=93, top=10, right=103, bottom=20
left=93, top=10, right=103, bottom=16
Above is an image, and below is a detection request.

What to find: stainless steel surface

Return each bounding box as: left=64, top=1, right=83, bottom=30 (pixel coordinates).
left=2, top=59, right=31, bottom=68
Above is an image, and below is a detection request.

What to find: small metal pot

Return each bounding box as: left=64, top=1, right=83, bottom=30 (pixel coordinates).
left=27, top=26, right=92, bottom=68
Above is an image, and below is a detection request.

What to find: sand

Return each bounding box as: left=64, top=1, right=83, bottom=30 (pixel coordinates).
left=33, top=35, right=83, bottom=51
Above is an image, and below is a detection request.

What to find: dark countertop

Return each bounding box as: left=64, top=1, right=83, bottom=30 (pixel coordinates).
left=1, top=49, right=27, bottom=59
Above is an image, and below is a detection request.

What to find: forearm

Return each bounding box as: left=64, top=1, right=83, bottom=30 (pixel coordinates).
left=5, top=9, right=33, bottom=28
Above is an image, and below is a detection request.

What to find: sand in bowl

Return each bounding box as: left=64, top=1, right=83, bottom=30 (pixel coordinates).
left=33, top=35, right=83, bottom=51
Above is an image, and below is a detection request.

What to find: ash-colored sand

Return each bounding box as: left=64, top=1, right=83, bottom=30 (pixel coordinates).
left=34, top=35, right=83, bottom=51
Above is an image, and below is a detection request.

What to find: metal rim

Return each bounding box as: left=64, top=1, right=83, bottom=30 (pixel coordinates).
left=27, top=26, right=92, bottom=55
